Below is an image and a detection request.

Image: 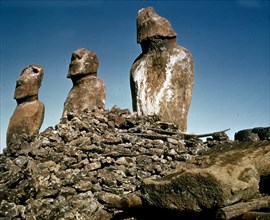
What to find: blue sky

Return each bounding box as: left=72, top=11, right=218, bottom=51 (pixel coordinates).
left=0, top=0, right=269, bottom=151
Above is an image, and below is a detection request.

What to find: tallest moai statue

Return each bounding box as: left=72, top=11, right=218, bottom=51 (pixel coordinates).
left=130, top=7, right=194, bottom=132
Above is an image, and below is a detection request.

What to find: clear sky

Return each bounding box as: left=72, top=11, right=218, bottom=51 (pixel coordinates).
left=0, top=0, right=269, bottom=152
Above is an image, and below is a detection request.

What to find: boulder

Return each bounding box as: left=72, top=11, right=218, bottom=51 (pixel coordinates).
left=130, top=7, right=194, bottom=132
left=6, top=64, right=44, bottom=148
left=235, top=126, right=270, bottom=141
left=62, top=48, right=106, bottom=118
left=141, top=141, right=270, bottom=213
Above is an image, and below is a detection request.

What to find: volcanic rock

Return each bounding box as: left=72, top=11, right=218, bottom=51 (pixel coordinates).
left=1, top=106, right=220, bottom=219
left=234, top=126, right=270, bottom=141
left=2, top=105, right=268, bottom=219
left=62, top=48, right=106, bottom=118
left=141, top=141, right=270, bottom=213
left=136, top=6, right=177, bottom=44
left=6, top=64, right=44, bottom=149
left=130, top=7, right=194, bottom=132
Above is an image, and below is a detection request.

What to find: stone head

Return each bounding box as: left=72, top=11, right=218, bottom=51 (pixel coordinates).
left=67, top=48, right=99, bottom=79
left=137, top=7, right=177, bottom=44
left=14, top=64, right=44, bottom=101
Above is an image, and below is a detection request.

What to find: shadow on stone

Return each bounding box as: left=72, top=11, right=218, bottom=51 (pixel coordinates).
left=259, top=175, right=270, bottom=195
left=112, top=206, right=216, bottom=220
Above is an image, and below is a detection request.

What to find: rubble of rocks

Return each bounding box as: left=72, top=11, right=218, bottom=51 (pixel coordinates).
left=0, top=106, right=231, bottom=219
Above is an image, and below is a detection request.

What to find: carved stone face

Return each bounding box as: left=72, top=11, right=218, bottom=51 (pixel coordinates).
left=137, top=7, right=177, bottom=44
left=14, top=64, right=44, bottom=100
left=67, top=48, right=99, bottom=79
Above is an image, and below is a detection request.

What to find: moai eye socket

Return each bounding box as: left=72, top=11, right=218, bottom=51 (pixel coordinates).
left=32, top=67, right=39, bottom=74
left=71, top=53, right=82, bottom=61
left=16, top=79, right=22, bottom=87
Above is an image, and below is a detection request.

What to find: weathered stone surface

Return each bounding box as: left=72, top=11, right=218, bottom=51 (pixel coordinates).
left=62, top=48, right=106, bottom=118
left=235, top=126, right=270, bottom=141
left=141, top=141, right=270, bottom=213
left=13, top=64, right=44, bottom=101
left=130, top=7, right=194, bottom=131
left=2, top=105, right=268, bottom=219
left=137, top=6, right=177, bottom=43
left=216, top=196, right=270, bottom=220
left=6, top=64, right=44, bottom=148
left=2, top=106, right=228, bottom=219
left=6, top=101, right=45, bottom=148
left=68, top=48, right=99, bottom=78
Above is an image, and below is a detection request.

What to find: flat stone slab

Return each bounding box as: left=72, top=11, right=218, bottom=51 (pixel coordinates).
left=141, top=141, right=270, bottom=213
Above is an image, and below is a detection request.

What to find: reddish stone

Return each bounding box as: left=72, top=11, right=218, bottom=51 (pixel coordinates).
left=62, top=48, right=106, bottom=118
left=67, top=48, right=99, bottom=79
left=130, top=7, right=194, bottom=132
left=14, top=64, right=44, bottom=102
left=137, top=7, right=176, bottom=43
left=7, top=64, right=44, bottom=147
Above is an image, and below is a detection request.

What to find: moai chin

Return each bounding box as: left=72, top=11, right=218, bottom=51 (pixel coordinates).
left=6, top=64, right=45, bottom=148
left=130, top=7, right=194, bottom=132
left=62, top=48, right=106, bottom=119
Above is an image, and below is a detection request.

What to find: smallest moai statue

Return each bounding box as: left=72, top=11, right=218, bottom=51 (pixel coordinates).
left=6, top=64, right=45, bottom=148
left=62, top=48, right=106, bottom=118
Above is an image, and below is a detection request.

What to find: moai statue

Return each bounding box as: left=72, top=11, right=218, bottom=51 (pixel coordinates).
left=130, top=7, right=194, bottom=132
left=62, top=48, right=106, bottom=118
left=6, top=64, right=45, bottom=147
